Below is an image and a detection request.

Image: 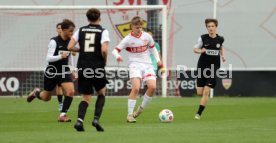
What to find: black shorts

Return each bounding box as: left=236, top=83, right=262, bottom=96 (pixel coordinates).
left=78, top=70, right=108, bottom=95
left=44, top=73, right=72, bottom=91
left=196, top=66, right=219, bottom=88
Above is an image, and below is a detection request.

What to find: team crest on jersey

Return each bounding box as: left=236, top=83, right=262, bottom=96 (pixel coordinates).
left=222, top=79, right=232, bottom=90
left=216, top=43, right=221, bottom=48
left=143, top=40, right=149, bottom=45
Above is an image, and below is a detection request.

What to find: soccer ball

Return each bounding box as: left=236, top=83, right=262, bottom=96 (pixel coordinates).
left=159, top=109, right=174, bottom=123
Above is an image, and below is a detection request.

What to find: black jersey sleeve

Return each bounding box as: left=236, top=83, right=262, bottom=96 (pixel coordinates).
left=221, top=36, right=224, bottom=44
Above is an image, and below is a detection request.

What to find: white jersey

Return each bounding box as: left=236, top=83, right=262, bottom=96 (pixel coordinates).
left=115, top=31, right=155, bottom=64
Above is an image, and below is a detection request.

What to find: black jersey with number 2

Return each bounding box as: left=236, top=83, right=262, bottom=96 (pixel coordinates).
left=77, top=24, right=105, bottom=69
left=197, top=34, right=224, bottom=68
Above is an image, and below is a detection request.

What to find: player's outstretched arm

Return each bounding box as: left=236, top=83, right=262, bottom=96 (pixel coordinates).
left=112, top=48, right=123, bottom=62
left=113, top=37, right=128, bottom=62
left=150, top=45, right=161, bottom=63
left=149, top=45, right=165, bottom=73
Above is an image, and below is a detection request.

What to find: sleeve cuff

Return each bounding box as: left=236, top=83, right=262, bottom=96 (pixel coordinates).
left=115, top=48, right=121, bottom=52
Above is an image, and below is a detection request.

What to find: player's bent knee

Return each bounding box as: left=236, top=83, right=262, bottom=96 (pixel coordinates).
left=148, top=85, right=156, bottom=92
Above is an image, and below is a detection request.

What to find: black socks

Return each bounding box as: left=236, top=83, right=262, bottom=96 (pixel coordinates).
left=197, top=105, right=205, bottom=115
left=94, top=95, right=105, bottom=120
left=61, top=96, right=73, bottom=113
left=77, top=101, right=89, bottom=121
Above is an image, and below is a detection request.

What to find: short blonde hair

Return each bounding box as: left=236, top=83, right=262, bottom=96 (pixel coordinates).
left=130, top=16, right=143, bottom=26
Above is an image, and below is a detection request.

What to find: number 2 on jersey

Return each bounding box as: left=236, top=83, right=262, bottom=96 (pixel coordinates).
left=84, top=33, right=95, bottom=52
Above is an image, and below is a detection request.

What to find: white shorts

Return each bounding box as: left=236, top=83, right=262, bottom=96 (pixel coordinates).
left=128, top=62, right=156, bottom=82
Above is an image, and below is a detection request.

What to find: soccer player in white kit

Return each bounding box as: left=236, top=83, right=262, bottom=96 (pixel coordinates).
left=112, top=16, right=163, bottom=123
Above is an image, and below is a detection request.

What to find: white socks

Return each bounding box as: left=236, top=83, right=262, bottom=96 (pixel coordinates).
left=77, top=118, right=84, bottom=122
left=128, top=99, right=136, bottom=115
left=141, top=94, right=152, bottom=109
left=128, top=94, right=153, bottom=115
left=60, top=112, right=66, bottom=117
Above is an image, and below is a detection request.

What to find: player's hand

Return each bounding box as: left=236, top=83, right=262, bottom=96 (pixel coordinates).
left=201, top=48, right=206, bottom=53
left=61, top=52, right=68, bottom=59
left=158, top=62, right=166, bottom=74
left=116, top=56, right=123, bottom=62
left=71, top=70, right=78, bottom=81
left=222, top=56, right=226, bottom=62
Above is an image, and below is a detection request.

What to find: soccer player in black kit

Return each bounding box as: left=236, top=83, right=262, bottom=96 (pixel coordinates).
left=55, top=22, right=65, bottom=112
left=68, top=8, right=110, bottom=132
left=55, top=22, right=77, bottom=112
left=27, top=19, right=76, bottom=122
left=193, top=18, right=226, bottom=120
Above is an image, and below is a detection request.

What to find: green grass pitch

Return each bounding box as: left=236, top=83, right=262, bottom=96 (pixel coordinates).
left=0, top=96, right=276, bottom=143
